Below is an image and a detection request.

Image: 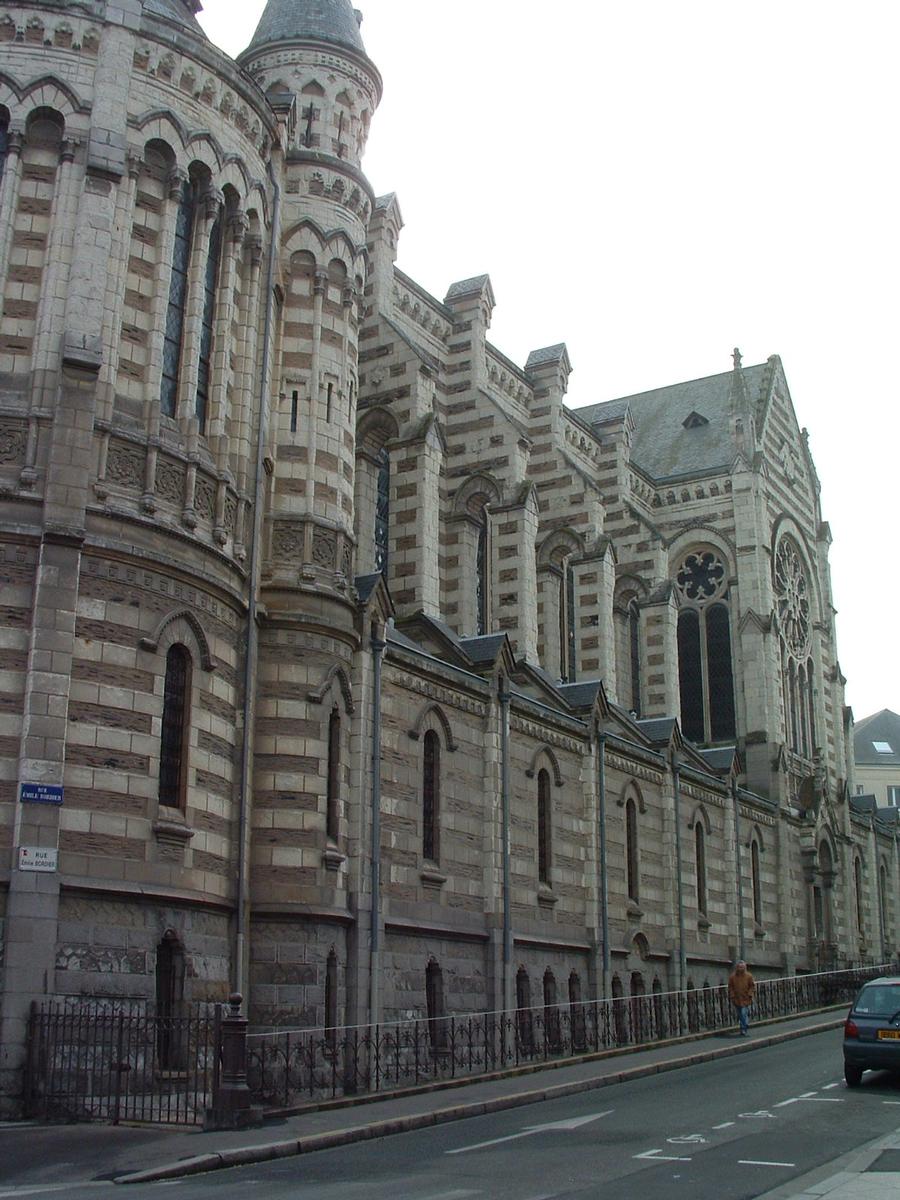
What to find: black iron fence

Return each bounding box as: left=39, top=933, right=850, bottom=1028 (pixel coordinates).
left=247, top=962, right=895, bottom=1111
left=24, top=998, right=220, bottom=1125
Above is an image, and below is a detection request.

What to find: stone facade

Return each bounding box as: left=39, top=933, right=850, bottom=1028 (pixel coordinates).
left=0, top=0, right=896, bottom=1113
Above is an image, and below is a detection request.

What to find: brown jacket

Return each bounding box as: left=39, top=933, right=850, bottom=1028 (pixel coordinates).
left=728, top=966, right=755, bottom=1007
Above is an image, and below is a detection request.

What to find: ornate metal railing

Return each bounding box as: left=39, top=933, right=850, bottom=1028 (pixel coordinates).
left=247, top=962, right=895, bottom=1112
left=24, top=998, right=220, bottom=1125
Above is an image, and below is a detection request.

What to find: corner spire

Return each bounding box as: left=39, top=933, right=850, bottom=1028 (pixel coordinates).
left=242, top=0, right=369, bottom=58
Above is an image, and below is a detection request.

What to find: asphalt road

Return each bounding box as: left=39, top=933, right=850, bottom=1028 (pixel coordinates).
left=5, top=1028, right=900, bottom=1199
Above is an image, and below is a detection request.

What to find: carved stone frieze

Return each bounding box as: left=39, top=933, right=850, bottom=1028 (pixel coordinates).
left=312, top=529, right=337, bottom=569
left=155, top=456, right=186, bottom=504
left=106, top=440, right=145, bottom=489
left=387, top=669, right=487, bottom=718
left=605, top=751, right=665, bottom=786
left=271, top=522, right=305, bottom=561
left=509, top=717, right=584, bottom=756
left=194, top=473, right=216, bottom=521
left=0, top=422, right=27, bottom=465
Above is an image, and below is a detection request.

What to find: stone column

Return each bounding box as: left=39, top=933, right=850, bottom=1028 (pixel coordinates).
left=0, top=128, right=24, bottom=285
left=641, top=584, right=679, bottom=718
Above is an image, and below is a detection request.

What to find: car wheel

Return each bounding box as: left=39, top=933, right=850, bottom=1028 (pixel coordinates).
left=844, top=1063, right=863, bottom=1087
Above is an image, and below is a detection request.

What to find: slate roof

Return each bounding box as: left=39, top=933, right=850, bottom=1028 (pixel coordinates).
left=635, top=717, right=678, bottom=746
left=457, top=633, right=507, bottom=665
left=573, top=363, right=769, bottom=482
left=143, top=0, right=207, bottom=37
left=853, top=709, right=900, bottom=766
left=699, top=746, right=737, bottom=773
left=850, top=793, right=878, bottom=816
left=244, top=0, right=368, bottom=56
left=557, top=680, right=604, bottom=710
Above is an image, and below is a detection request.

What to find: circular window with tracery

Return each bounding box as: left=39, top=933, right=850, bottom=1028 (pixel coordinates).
left=675, top=549, right=728, bottom=605
left=774, top=538, right=810, bottom=656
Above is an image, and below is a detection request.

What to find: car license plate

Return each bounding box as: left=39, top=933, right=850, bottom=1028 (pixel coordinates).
left=877, top=1030, right=900, bottom=1040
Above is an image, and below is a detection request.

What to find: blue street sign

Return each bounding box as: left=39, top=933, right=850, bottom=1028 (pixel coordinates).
left=20, top=782, right=64, bottom=805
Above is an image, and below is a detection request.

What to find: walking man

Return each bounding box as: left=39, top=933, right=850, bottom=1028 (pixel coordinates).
left=728, top=960, right=755, bottom=1036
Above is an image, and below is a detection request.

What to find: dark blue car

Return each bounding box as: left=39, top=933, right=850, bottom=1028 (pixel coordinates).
left=843, top=976, right=900, bottom=1087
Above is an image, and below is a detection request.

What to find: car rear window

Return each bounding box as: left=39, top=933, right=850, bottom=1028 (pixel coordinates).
left=854, top=985, right=900, bottom=1015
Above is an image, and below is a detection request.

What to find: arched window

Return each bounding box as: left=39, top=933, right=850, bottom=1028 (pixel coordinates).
left=880, top=863, right=889, bottom=946
left=475, top=510, right=489, bottom=635
left=626, top=797, right=639, bottom=903
left=422, top=729, right=440, bottom=863
left=628, top=601, right=641, bottom=716
left=516, top=967, right=534, bottom=1053
left=774, top=537, right=815, bottom=758
left=156, top=930, right=186, bottom=1069
left=195, top=205, right=223, bottom=433
left=0, top=110, right=8, bottom=183
left=543, top=968, right=561, bottom=1051
left=159, top=644, right=191, bottom=809
left=537, top=768, right=552, bottom=884
left=426, top=959, right=447, bottom=1051
left=557, top=560, right=577, bottom=683
left=326, top=706, right=340, bottom=841
left=160, top=179, right=195, bottom=418
left=374, top=445, right=390, bottom=575
left=854, top=857, right=864, bottom=937
left=695, top=822, right=707, bottom=917
left=325, top=949, right=338, bottom=1051
left=675, top=549, right=735, bottom=744
left=751, top=838, right=762, bottom=926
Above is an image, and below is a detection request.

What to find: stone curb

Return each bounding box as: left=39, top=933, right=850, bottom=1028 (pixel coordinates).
left=113, top=1017, right=843, bottom=1186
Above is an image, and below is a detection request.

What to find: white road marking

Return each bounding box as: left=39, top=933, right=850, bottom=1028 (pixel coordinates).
left=446, top=1110, right=612, bottom=1155
left=739, top=1110, right=776, bottom=1119
left=668, top=1134, right=707, bottom=1144
left=823, top=1082, right=841, bottom=1090
left=799, top=1091, right=817, bottom=1097
left=801, top=1097, right=844, bottom=1103
left=712, top=1121, right=735, bottom=1129
left=883, top=1101, right=900, bottom=1105
left=634, top=1149, right=692, bottom=1162
left=738, top=1160, right=796, bottom=1168
left=774, top=1098, right=799, bottom=1107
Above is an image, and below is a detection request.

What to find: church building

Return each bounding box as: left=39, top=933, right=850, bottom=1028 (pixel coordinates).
left=0, top=0, right=896, bottom=1108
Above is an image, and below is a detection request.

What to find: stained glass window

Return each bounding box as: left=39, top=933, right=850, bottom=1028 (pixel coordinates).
left=675, top=549, right=735, bottom=745
left=159, top=644, right=191, bottom=809
left=161, top=182, right=194, bottom=418
left=374, top=446, right=390, bottom=575
left=775, top=538, right=815, bottom=757
left=195, top=209, right=222, bottom=433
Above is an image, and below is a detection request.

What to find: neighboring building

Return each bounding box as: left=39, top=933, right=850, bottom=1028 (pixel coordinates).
left=853, top=711, right=900, bottom=808
left=0, top=0, right=897, bottom=1111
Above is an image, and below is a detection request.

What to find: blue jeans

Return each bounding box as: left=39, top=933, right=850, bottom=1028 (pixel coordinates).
left=737, top=1005, right=750, bottom=1034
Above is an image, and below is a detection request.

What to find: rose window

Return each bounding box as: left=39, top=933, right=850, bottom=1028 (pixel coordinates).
left=675, top=550, right=727, bottom=605
left=774, top=539, right=810, bottom=657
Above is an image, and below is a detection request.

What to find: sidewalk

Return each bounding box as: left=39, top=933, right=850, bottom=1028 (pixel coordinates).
left=0, top=1007, right=895, bottom=1194
left=761, top=1129, right=900, bottom=1200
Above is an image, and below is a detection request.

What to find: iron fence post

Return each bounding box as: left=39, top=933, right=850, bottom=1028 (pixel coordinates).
left=204, top=993, right=263, bottom=1130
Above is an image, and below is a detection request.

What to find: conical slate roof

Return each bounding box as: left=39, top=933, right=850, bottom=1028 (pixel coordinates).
left=243, top=0, right=367, bottom=56
left=143, top=0, right=208, bottom=38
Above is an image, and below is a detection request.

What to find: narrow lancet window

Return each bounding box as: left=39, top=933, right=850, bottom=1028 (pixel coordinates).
left=423, top=729, right=440, bottom=863
left=159, top=644, right=191, bottom=809
left=161, top=181, right=195, bottom=418
left=326, top=706, right=340, bottom=841
left=195, top=208, right=222, bottom=433
left=538, top=768, right=551, bottom=884
left=374, top=446, right=390, bottom=574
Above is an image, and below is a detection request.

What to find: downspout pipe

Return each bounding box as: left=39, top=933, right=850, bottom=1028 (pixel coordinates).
left=732, top=776, right=746, bottom=962
left=672, top=754, right=687, bottom=992
left=369, top=625, right=386, bottom=1027
left=235, top=161, right=281, bottom=999
left=499, top=676, right=512, bottom=1011
left=597, top=727, right=609, bottom=999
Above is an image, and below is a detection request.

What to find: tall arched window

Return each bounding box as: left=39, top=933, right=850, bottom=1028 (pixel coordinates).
left=159, top=644, right=191, bottom=809
left=751, top=838, right=762, bottom=926
left=475, top=510, right=489, bottom=635
left=156, top=930, right=186, bottom=1069
left=422, top=729, right=440, bottom=863
left=326, top=706, right=341, bottom=841
left=625, top=797, right=639, bottom=903
left=0, top=111, right=8, bottom=183
left=628, top=601, right=641, bottom=716
left=557, top=560, right=577, bottom=683
left=675, top=549, right=735, bottom=744
left=879, top=863, right=889, bottom=946
left=537, top=768, right=552, bottom=884
left=374, top=445, right=390, bottom=574
left=195, top=205, right=223, bottom=432
left=854, top=857, right=865, bottom=937
left=160, top=179, right=195, bottom=418
left=695, top=821, right=707, bottom=917
left=774, top=537, right=815, bottom=758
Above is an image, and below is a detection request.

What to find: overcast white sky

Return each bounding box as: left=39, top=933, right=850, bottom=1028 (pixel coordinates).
left=200, top=0, right=898, bottom=723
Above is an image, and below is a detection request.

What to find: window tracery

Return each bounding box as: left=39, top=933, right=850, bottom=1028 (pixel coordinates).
left=674, top=547, right=735, bottom=744
left=775, top=536, right=815, bottom=757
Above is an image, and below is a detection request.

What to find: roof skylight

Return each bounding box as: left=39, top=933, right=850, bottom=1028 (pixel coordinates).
left=873, top=740, right=894, bottom=754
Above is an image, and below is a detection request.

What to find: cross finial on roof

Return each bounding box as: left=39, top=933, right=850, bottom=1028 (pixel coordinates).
left=732, top=347, right=742, bottom=370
